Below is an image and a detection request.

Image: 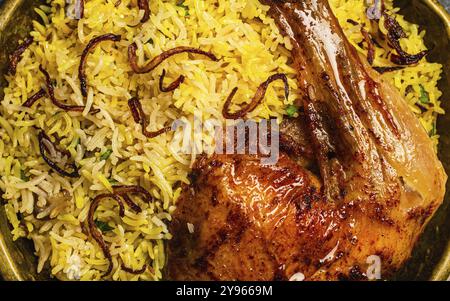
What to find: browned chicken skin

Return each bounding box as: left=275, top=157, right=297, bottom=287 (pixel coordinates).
left=167, top=0, right=447, bottom=280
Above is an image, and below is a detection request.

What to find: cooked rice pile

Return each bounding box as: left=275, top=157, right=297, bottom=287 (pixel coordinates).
left=0, top=0, right=445, bottom=281
left=0, top=0, right=297, bottom=280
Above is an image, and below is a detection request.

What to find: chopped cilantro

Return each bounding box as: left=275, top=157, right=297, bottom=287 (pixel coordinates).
left=430, top=122, right=437, bottom=137
left=176, top=0, right=190, bottom=16
left=286, top=105, right=298, bottom=117
left=20, top=170, right=29, bottom=182
left=419, top=85, right=430, bottom=104
left=108, top=178, right=119, bottom=185
left=99, top=149, right=113, bottom=161
left=94, top=220, right=114, bottom=233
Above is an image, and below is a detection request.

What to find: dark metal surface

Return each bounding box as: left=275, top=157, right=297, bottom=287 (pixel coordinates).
left=0, top=0, right=449, bottom=281
left=391, top=0, right=450, bottom=281
left=441, top=0, right=450, bottom=11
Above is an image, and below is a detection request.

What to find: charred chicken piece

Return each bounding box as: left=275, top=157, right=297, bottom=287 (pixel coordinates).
left=167, top=0, right=447, bottom=280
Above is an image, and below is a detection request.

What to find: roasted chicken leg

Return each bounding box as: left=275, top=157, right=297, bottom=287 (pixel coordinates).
left=167, top=0, right=447, bottom=280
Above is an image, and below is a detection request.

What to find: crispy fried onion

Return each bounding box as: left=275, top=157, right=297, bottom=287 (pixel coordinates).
left=88, top=193, right=125, bottom=277
left=362, top=1, right=427, bottom=68
left=383, top=13, right=428, bottom=65
left=372, top=66, right=405, bottom=74
left=8, top=37, right=34, bottom=75
left=127, top=97, right=171, bottom=138
left=159, top=69, right=185, bottom=92
left=138, top=0, right=150, bottom=23
left=38, top=131, right=80, bottom=178
left=22, top=89, right=46, bottom=108
left=113, top=185, right=153, bottom=213
left=121, top=264, right=147, bottom=275
left=128, top=43, right=218, bottom=92
left=88, top=186, right=152, bottom=276
left=361, top=28, right=375, bottom=65
left=79, top=34, right=122, bottom=97
left=222, top=73, right=289, bottom=120
left=39, top=65, right=86, bottom=112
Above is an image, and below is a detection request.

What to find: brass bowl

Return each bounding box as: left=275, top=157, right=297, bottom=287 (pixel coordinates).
left=0, top=0, right=449, bottom=281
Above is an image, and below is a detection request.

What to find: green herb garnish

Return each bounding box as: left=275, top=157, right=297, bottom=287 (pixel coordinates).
left=176, top=0, right=190, bottom=16
left=94, top=220, right=114, bottom=233
left=108, top=178, right=119, bottom=185
left=419, top=85, right=430, bottom=104
left=20, top=170, right=29, bottom=182
left=430, top=122, right=437, bottom=137
left=69, top=138, right=80, bottom=149
left=99, top=149, right=113, bottom=161
left=286, top=105, right=298, bottom=117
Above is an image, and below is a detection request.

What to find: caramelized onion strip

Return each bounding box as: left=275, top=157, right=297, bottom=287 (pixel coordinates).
left=120, top=194, right=142, bottom=214
left=373, top=66, right=405, bottom=74
left=159, top=69, right=185, bottom=92
left=121, top=263, right=147, bottom=275
left=22, top=89, right=46, bottom=108
left=138, top=0, right=150, bottom=23
left=88, top=193, right=125, bottom=277
left=8, top=37, right=33, bottom=75
left=383, top=13, right=428, bottom=65
left=127, top=97, right=171, bottom=138
left=39, top=65, right=86, bottom=112
left=128, top=43, right=218, bottom=74
left=38, top=131, right=80, bottom=178
left=222, top=73, right=289, bottom=120
left=361, top=28, right=375, bottom=65
left=79, top=34, right=122, bottom=97
left=113, top=185, right=152, bottom=213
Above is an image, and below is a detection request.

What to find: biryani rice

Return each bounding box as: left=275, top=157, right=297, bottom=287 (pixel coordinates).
left=0, top=0, right=445, bottom=281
